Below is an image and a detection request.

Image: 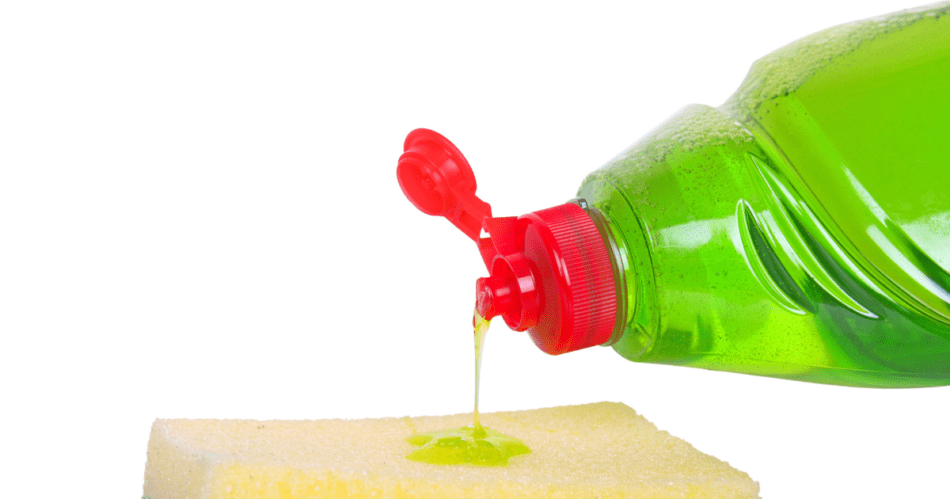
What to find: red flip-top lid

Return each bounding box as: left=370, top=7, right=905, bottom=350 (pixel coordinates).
left=397, top=128, right=617, bottom=355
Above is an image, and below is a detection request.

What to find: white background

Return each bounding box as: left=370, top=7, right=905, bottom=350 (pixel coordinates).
left=2, top=1, right=947, bottom=498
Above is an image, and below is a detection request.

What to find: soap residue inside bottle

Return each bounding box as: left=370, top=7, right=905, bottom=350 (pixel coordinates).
left=405, top=309, right=531, bottom=466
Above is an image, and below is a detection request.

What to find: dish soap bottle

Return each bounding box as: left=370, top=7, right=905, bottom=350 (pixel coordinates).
left=396, top=3, right=950, bottom=388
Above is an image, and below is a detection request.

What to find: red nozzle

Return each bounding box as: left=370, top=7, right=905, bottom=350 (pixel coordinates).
left=398, top=129, right=617, bottom=355
left=475, top=251, right=538, bottom=330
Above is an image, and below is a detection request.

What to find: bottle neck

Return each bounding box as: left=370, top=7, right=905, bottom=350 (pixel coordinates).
left=572, top=198, right=628, bottom=347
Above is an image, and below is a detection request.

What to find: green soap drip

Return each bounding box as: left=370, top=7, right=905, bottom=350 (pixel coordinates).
left=406, top=426, right=531, bottom=466
left=405, top=310, right=531, bottom=466
left=472, top=306, right=488, bottom=435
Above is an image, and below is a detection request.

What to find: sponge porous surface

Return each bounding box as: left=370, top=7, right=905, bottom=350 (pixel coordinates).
left=144, top=402, right=759, bottom=498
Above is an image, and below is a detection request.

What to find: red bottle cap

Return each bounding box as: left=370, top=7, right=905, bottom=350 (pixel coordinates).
left=397, top=129, right=617, bottom=354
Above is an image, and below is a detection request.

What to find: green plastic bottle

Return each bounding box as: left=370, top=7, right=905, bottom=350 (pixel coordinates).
left=397, top=3, right=950, bottom=388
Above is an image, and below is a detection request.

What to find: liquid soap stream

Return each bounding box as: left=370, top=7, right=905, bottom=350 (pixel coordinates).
left=473, top=308, right=490, bottom=437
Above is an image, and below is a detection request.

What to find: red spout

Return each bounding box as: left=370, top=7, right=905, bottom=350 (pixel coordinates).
left=475, top=251, right=539, bottom=330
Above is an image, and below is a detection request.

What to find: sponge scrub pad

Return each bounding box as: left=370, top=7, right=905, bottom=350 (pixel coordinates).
left=143, top=402, right=759, bottom=498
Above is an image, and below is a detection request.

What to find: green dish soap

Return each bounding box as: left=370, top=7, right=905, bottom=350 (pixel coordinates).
left=397, top=3, right=950, bottom=388
left=406, top=310, right=531, bottom=466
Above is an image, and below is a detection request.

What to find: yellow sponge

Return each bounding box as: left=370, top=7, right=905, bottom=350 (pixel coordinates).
left=143, top=402, right=759, bottom=498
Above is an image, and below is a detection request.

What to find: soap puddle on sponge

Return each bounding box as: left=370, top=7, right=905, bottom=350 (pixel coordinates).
left=405, top=309, right=532, bottom=466
left=406, top=426, right=531, bottom=466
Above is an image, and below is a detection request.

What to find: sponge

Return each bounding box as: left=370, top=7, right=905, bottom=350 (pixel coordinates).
left=143, top=402, right=759, bottom=498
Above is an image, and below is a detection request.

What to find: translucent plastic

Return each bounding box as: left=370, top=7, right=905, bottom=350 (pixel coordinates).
left=579, top=4, right=950, bottom=387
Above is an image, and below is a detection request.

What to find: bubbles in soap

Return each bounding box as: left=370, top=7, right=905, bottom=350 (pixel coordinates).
left=723, top=2, right=950, bottom=118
